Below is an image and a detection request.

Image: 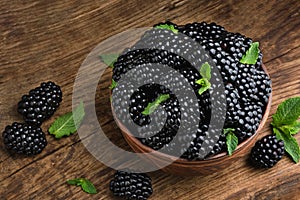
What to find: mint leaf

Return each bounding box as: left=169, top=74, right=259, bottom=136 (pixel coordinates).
left=272, top=97, right=300, bottom=127
left=99, top=53, right=119, bottom=68
left=240, top=42, right=260, bottom=64
left=199, top=62, right=211, bottom=80
left=67, top=179, right=81, bottom=185
left=81, top=179, right=97, bottom=194
left=196, top=80, right=211, bottom=95
left=49, top=101, right=85, bottom=139
left=279, top=121, right=300, bottom=135
left=223, top=128, right=238, bottom=156
left=195, top=62, right=212, bottom=95
left=142, top=94, right=170, bottom=115
left=274, top=128, right=300, bottom=163
left=67, top=178, right=97, bottom=194
left=154, top=24, right=178, bottom=34
left=109, top=79, right=117, bottom=90
left=273, top=127, right=283, bottom=140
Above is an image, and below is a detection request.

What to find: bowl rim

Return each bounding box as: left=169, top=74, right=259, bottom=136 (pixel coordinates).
left=111, top=64, right=272, bottom=163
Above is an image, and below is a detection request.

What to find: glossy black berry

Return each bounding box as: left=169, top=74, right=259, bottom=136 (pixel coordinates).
left=2, top=122, right=47, bottom=155
left=250, top=135, right=284, bottom=168
left=110, top=170, right=153, bottom=200
left=17, top=81, right=62, bottom=126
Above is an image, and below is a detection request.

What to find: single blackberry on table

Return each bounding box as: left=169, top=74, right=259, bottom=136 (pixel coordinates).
left=17, top=81, right=62, bottom=126
left=110, top=170, right=153, bottom=200
left=250, top=135, right=284, bottom=168
left=2, top=122, right=47, bottom=155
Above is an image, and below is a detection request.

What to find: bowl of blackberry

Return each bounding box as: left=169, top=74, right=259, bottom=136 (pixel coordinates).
left=109, top=21, right=272, bottom=176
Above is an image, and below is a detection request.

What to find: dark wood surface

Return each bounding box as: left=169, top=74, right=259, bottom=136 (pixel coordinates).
left=1, top=0, right=300, bottom=199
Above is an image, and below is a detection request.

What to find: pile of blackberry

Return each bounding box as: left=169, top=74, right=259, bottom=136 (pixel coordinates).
left=2, top=81, right=62, bottom=156
left=111, top=21, right=271, bottom=160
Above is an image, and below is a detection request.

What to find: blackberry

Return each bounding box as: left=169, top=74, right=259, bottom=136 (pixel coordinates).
left=110, top=170, right=153, bottom=200
left=129, top=83, right=172, bottom=127
left=254, top=68, right=272, bottom=104
left=137, top=94, right=181, bottom=151
left=2, top=122, right=47, bottom=155
left=17, top=81, right=62, bottom=126
left=206, top=134, right=226, bottom=157
left=219, top=32, right=252, bottom=60
left=180, top=124, right=209, bottom=160
left=181, top=22, right=226, bottom=42
left=250, top=135, right=284, bottom=168
left=224, top=83, right=241, bottom=127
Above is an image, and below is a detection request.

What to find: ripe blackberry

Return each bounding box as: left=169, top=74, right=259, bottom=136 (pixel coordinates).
left=181, top=22, right=226, bottom=42
left=17, top=81, right=62, bottom=126
left=110, top=170, right=153, bottom=200
left=223, top=83, right=241, bottom=127
left=2, top=122, right=47, bottom=155
left=180, top=124, right=208, bottom=160
left=206, top=134, right=226, bottom=157
left=250, top=135, right=284, bottom=168
left=138, top=94, right=181, bottom=151
left=219, top=32, right=252, bottom=60
left=254, top=68, right=272, bottom=104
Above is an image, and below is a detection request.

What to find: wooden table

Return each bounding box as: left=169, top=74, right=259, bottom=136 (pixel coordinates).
left=1, top=0, right=299, bottom=199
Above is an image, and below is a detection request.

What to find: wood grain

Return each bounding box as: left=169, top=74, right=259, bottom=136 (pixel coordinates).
left=0, top=0, right=300, bottom=199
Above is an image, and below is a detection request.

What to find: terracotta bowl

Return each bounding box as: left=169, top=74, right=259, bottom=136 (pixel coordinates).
left=111, top=64, right=272, bottom=176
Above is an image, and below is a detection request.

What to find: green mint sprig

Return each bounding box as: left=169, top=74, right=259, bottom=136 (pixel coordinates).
left=154, top=24, right=178, bottom=34
left=67, top=178, right=97, bottom=194
left=99, top=53, right=119, bottom=68
left=223, top=128, right=238, bottom=156
left=278, top=121, right=300, bottom=135
left=271, top=97, right=300, bottom=163
left=240, top=42, right=260, bottom=64
left=195, top=62, right=211, bottom=95
left=109, top=79, right=117, bottom=90
left=142, top=94, right=170, bottom=115
left=49, top=101, right=85, bottom=139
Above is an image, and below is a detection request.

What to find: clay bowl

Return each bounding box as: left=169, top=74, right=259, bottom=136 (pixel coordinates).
left=111, top=64, right=272, bottom=176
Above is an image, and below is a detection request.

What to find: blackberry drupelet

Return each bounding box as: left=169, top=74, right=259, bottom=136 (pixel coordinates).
left=250, top=135, right=284, bottom=168
left=17, top=81, right=62, bottom=126
left=110, top=170, right=153, bottom=200
left=2, top=122, right=47, bottom=155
